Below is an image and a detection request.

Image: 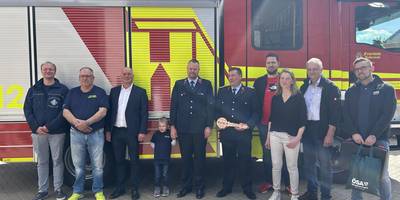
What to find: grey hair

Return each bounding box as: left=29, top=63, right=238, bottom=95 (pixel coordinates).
left=306, top=58, right=323, bottom=69
left=79, top=66, right=94, bottom=74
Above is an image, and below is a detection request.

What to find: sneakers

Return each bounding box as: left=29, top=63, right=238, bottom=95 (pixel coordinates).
left=162, top=186, right=170, bottom=197
left=285, top=186, right=292, bottom=194
left=268, top=191, right=281, bottom=200
left=298, top=192, right=318, bottom=200
left=67, top=193, right=83, bottom=200
left=32, top=191, right=48, bottom=200
left=291, top=194, right=300, bottom=200
left=258, top=182, right=273, bottom=193
left=95, top=192, right=106, bottom=200
left=55, top=189, right=67, bottom=200
left=154, top=186, right=161, bottom=198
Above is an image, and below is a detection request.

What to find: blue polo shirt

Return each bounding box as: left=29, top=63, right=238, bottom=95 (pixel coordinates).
left=151, top=130, right=172, bottom=163
left=63, top=85, right=109, bottom=132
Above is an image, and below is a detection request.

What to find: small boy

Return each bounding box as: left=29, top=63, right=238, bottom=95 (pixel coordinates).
left=151, top=117, right=176, bottom=197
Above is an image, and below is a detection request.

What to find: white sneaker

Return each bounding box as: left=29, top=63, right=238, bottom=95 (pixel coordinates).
left=268, top=191, right=281, bottom=200
left=290, top=194, right=299, bottom=200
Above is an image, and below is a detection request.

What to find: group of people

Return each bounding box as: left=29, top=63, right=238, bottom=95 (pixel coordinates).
left=23, top=54, right=396, bottom=200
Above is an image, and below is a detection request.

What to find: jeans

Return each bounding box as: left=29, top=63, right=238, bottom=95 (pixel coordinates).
left=351, top=140, right=391, bottom=200
left=270, top=131, right=300, bottom=197
left=303, top=121, right=333, bottom=200
left=154, top=162, right=169, bottom=187
left=70, top=128, right=104, bottom=194
left=32, top=133, right=65, bottom=192
left=258, top=124, right=289, bottom=185
left=303, top=140, right=333, bottom=199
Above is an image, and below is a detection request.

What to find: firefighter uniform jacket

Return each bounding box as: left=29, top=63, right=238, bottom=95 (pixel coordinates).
left=215, top=85, right=259, bottom=135
left=170, top=77, right=214, bottom=134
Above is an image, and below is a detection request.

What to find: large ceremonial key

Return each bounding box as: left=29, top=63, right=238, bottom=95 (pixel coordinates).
left=216, top=117, right=249, bottom=130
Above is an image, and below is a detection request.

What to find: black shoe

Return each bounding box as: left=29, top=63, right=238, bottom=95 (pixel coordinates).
left=109, top=188, right=126, bottom=199
left=243, top=190, right=256, bottom=200
left=299, top=192, right=318, bottom=200
left=131, top=188, right=140, bottom=200
left=176, top=188, right=192, bottom=198
left=196, top=189, right=205, bottom=199
left=216, top=189, right=232, bottom=198
left=32, top=191, right=48, bottom=200
left=55, top=189, right=67, bottom=200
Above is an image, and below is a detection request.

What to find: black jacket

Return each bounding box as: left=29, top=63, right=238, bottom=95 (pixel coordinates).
left=300, top=77, right=341, bottom=139
left=105, top=85, right=148, bottom=135
left=170, top=78, right=214, bottom=134
left=342, top=75, right=396, bottom=140
left=23, top=78, right=69, bottom=134
left=253, top=74, right=273, bottom=116
left=215, top=85, right=259, bottom=131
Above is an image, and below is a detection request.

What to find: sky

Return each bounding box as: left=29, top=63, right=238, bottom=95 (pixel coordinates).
left=356, top=16, right=400, bottom=44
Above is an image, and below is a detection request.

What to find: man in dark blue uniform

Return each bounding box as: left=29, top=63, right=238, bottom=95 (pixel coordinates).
left=170, top=59, right=214, bottom=199
left=215, top=67, right=259, bottom=200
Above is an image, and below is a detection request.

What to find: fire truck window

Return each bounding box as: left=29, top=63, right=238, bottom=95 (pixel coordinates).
left=251, top=0, right=303, bottom=50
left=356, top=4, right=400, bottom=51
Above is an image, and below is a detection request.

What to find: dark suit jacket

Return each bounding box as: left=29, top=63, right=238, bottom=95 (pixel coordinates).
left=170, top=77, right=214, bottom=134
left=300, top=76, right=341, bottom=140
left=105, top=85, right=148, bottom=135
left=215, top=85, right=259, bottom=131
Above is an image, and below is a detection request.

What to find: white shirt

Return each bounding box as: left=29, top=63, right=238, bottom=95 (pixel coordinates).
left=188, top=77, right=199, bottom=87
left=114, top=84, right=133, bottom=127
left=231, top=84, right=242, bottom=95
left=304, top=78, right=322, bottom=121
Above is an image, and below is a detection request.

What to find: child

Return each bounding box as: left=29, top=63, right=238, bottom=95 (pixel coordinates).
left=151, top=117, right=176, bottom=198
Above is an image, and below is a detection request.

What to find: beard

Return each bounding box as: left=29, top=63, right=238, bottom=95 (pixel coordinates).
left=267, top=69, right=278, bottom=75
left=357, top=72, right=373, bottom=82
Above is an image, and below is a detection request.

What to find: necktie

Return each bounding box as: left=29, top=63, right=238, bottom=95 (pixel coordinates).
left=232, top=88, right=237, bottom=95
left=190, top=81, right=195, bottom=90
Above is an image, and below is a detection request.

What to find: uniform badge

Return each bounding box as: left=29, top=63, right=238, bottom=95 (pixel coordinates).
left=48, top=96, right=61, bottom=108
left=373, top=91, right=380, bottom=95
left=50, top=99, right=58, bottom=106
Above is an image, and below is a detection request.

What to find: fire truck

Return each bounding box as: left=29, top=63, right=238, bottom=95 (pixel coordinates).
left=0, top=0, right=399, bottom=185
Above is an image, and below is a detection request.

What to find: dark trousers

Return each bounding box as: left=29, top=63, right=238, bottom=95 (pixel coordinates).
left=220, top=130, right=253, bottom=192
left=303, top=121, right=333, bottom=200
left=154, top=161, right=169, bottom=187
left=178, top=132, right=207, bottom=190
left=112, top=127, right=140, bottom=189
left=258, top=124, right=290, bottom=185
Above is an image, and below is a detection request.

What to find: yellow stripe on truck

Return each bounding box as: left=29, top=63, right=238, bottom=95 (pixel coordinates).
left=0, top=157, right=33, bottom=163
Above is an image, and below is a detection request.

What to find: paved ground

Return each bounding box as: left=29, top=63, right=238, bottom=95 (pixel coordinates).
left=1, top=151, right=400, bottom=200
